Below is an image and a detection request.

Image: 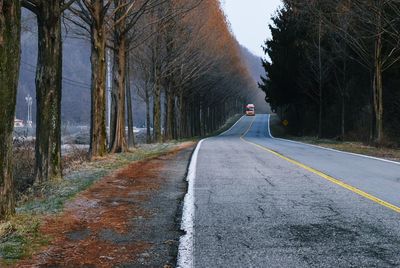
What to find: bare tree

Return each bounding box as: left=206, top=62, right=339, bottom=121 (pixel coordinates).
left=21, top=0, right=76, bottom=182
left=132, top=44, right=154, bottom=143
left=129, top=0, right=256, bottom=142
left=69, top=0, right=112, bottom=159
left=125, top=52, right=135, bottom=147
left=109, top=0, right=163, bottom=152
left=0, top=0, right=21, bottom=219
left=323, top=0, right=400, bottom=143
left=129, top=0, right=207, bottom=141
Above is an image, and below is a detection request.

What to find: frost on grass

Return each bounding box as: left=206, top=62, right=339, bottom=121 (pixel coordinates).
left=12, top=142, right=195, bottom=267
left=0, top=142, right=178, bottom=264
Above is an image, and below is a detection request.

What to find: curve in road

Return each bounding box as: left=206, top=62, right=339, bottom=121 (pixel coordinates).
left=185, top=114, right=400, bottom=268
left=243, top=114, right=400, bottom=211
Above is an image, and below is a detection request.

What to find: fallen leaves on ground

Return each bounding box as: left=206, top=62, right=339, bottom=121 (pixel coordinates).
left=15, top=142, right=194, bottom=268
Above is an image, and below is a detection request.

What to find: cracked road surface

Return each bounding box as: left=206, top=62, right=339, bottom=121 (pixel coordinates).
left=193, top=114, right=400, bottom=267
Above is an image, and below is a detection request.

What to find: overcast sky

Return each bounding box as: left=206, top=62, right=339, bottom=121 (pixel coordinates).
left=221, top=0, right=282, bottom=57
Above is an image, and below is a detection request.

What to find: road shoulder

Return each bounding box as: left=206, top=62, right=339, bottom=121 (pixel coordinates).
left=269, top=114, right=400, bottom=163
left=12, top=142, right=196, bottom=267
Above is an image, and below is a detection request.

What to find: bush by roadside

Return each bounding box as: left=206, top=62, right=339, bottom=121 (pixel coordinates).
left=13, top=138, right=88, bottom=198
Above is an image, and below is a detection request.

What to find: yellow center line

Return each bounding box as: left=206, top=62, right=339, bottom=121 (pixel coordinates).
left=240, top=116, right=400, bottom=214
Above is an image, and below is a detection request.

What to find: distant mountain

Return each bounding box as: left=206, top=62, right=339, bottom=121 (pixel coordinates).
left=239, top=45, right=270, bottom=113
left=239, top=46, right=265, bottom=83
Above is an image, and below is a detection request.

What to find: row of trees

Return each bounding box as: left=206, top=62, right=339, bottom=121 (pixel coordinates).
left=260, top=0, right=400, bottom=144
left=132, top=0, right=257, bottom=143
left=0, top=0, right=258, bottom=219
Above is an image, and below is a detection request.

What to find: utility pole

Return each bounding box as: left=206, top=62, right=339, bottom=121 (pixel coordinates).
left=25, top=94, right=33, bottom=127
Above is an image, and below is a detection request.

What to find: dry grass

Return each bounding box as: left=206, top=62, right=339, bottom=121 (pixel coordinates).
left=13, top=138, right=35, bottom=194
left=13, top=142, right=194, bottom=267
left=1, top=142, right=186, bottom=264
left=0, top=214, right=49, bottom=262
left=13, top=140, right=89, bottom=200
left=293, top=137, right=400, bottom=162
left=269, top=114, right=400, bottom=162
left=62, top=145, right=89, bottom=174
left=210, top=114, right=243, bottom=136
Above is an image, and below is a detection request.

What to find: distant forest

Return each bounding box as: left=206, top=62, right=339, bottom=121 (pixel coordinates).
left=260, top=0, right=400, bottom=146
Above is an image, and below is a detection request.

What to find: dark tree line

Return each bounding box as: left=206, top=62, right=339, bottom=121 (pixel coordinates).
left=260, top=0, right=400, bottom=145
left=0, top=0, right=259, bottom=219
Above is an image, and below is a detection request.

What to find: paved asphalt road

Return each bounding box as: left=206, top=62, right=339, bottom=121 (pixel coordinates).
left=192, top=114, right=400, bottom=267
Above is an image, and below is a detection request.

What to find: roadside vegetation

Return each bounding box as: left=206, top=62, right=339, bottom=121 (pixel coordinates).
left=270, top=114, right=400, bottom=162
left=0, top=143, right=180, bottom=263
left=0, top=111, right=241, bottom=264
left=206, top=114, right=243, bottom=137
left=260, top=0, right=400, bottom=148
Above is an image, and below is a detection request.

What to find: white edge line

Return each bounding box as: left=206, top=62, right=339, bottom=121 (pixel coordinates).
left=177, top=115, right=244, bottom=267
left=267, top=114, right=273, bottom=138
left=219, top=115, right=245, bottom=136
left=266, top=114, right=400, bottom=166
left=177, top=139, right=204, bottom=268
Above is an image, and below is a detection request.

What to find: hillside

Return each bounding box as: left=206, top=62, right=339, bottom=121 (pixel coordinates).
left=239, top=45, right=270, bottom=113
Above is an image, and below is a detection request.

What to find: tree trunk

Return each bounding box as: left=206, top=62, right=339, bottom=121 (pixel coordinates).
left=373, top=12, right=384, bottom=144
left=145, top=86, right=151, bottom=143
left=153, top=71, right=162, bottom=143
left=0, top=0, right=21, bottom=219
left=34, top=4, right=63, bottom=183
left=178, top=91, right=185, bottom=138
left=369, top=74, right=375, bottom=142
left=373, top=57, right=383, bottom=144
left=110, top=4, right=127, bottom=153
left=89, top=7, right=107, bottom=159
left=163, top=90, right=168, bottom=140
left=166, top=89, right=175, bottom=140
left=126, top=55, right=135, bottom=148
left=341, top=93, right=345, bottom=139
left=107, top=48, right=113, bottom=145
left=318, top=18, right=323, bottom=139
left=340, top=58, right=347, bottom=140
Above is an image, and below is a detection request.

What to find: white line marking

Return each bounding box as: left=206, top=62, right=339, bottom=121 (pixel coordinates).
left=266, top=114, right=400, bottom=166
left=219, top=115, right=244, bottom=136
left=177, top=139, right=204, bottom=268
left=177, top=115, right=246, bottom=267
left=266, top=114, right=273, bottom=138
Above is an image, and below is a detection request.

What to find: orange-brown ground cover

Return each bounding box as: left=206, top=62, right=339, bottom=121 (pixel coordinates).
left=15, top=142, right=194, bottom=268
